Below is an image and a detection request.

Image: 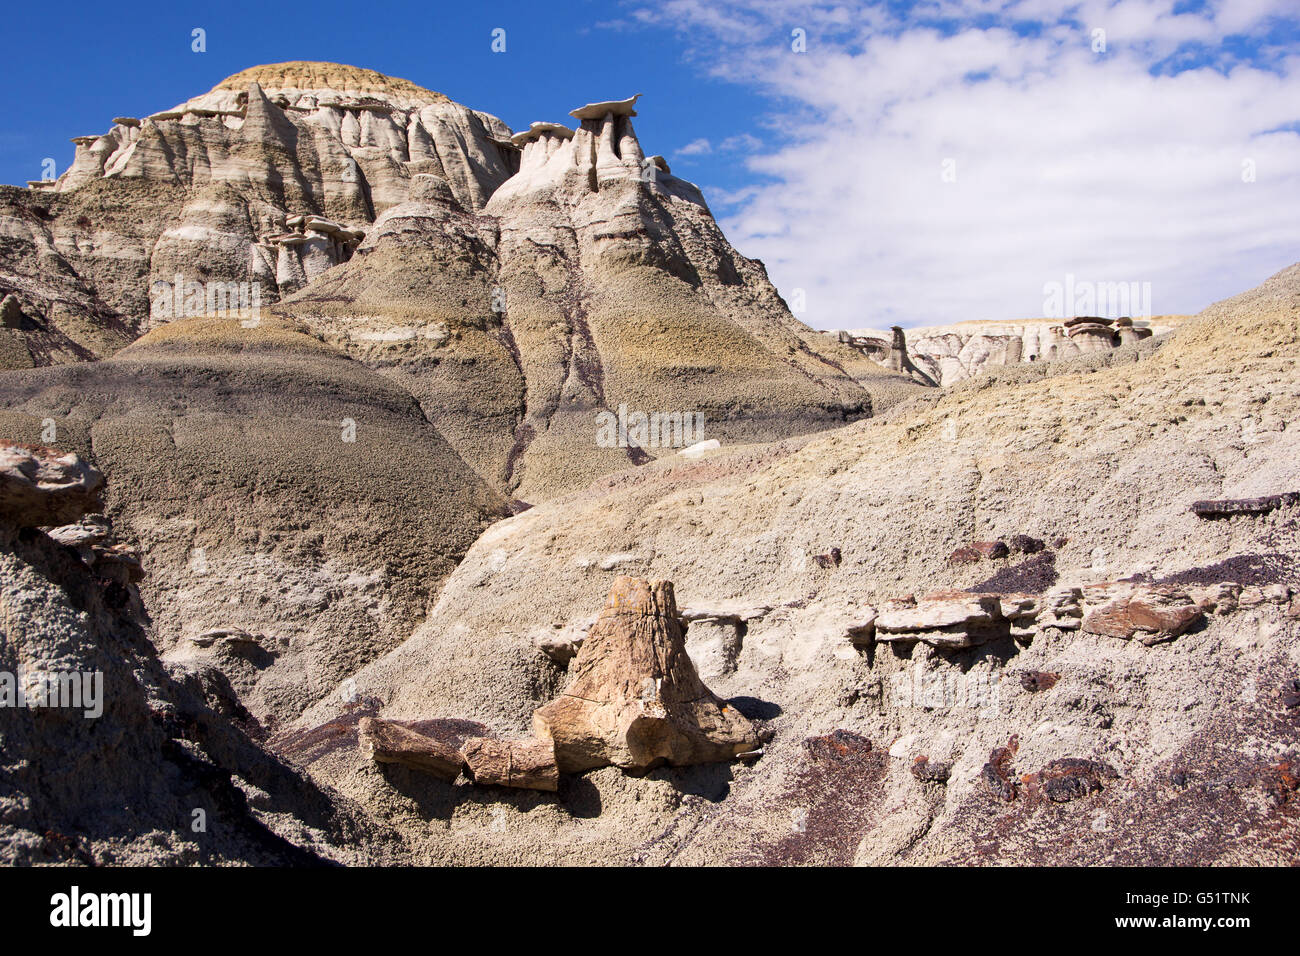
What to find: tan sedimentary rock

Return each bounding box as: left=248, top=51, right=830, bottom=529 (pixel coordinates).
left=357, top=716, right=463, bottom=781
left=0, top=61, right=518, bottom=361
left=278, top=90, right=922, bottom=501
left=874, top=592, right=1006, bottom=649
left=532, top=576, right=761, bottom=773
left=830, top=315, right=1187, bottom=385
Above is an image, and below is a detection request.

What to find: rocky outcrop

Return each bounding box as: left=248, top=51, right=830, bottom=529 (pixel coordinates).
left=830, top=315, right=1187, bottom=386
left=350, top=577, right=758, bottom=790
left=0, top=453, right=376, bottom=865
left=0, top=444, right=103, bottom=526
left=0, top=316, right=507, bottom=728
left=277, top=89, right=925, bottom=499
left=873, top=592, right=1007, bottom=649
left=862, top=581, right=1210, bottom=651
left=533, top=577, right=762, bottom=772
left=0, top=62, right=518, bottom=363
left=263, top=263, right=1300, bottom=865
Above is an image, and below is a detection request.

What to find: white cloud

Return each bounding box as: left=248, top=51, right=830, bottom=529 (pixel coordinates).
left=678, top=137, right=714, bottom=156
left=628, top=0, right=1300, bottom=328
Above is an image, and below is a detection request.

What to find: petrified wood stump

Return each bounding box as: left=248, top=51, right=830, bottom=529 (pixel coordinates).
left=533, top=576, right=761, bottom=773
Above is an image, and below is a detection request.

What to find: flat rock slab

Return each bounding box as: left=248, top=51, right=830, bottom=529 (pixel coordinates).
left=876, top=593, right=1002, bottom=632
left=569, top=94, right=641, bottom=121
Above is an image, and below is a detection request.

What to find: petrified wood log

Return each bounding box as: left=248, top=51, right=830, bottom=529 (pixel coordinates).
left=357, top=717, right=463, bottom=781
left=462, top=737, right=558, bottom=792
left=1191, top=492, right=1300, bottom=518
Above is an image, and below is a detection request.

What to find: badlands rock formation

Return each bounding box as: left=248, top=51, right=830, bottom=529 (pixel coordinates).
left=0, top=446, right=391, bottom=864
left=2, top=62, right=922, bottom=500
left=1, top=61, right=1298, bottom=867
left=282, top=262, right=1300, bottom=865
left=0, top=62, right=516, bottom=367
left=0, top=316, right=506, bottom=728
left=832, top=315, right=1188, bottom=386
left=276, top=93, right=919, bottom=499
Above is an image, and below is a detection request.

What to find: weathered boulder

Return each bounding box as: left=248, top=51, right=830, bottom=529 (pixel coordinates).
left=532, top=577, right=761, bottom=773
left=0, top=444, right=104, bottom=527
left=45, top=513, right=111, bottom=548
left=357, top=716, right=463, bottom=781
left=1082, top=585, right=1203, bottom=645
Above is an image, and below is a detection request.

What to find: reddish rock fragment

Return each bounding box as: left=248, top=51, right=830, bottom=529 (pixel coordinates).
left=1082, top=586, right=1203, bottom=645
left=911, top=755, right=951, bottom=783
left=462, top=737, right=558, bottom=792
left=1008, top=534, right=1046, bottom=555
left=982, top=734, right=1020, bottom=801
left=1261, top=754, right=1299, bottom=807
left=802, top=729, right=871, bottom=763
left=1019, top=670, right=1060, bottom=692
left=813, top=548, right=842, bottom=569
left=1036, top=758, right=1119, bottom=803
left=972, top=540, right=1009, bottom=560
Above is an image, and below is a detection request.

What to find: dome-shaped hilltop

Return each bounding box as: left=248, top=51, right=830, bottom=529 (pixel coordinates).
left=211, top=61, right=451, bottom=105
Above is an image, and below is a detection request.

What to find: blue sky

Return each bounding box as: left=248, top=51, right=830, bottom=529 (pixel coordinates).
left=2, top=0, right=1298, bottom=329
left=0, top=1, right=762, bottom=201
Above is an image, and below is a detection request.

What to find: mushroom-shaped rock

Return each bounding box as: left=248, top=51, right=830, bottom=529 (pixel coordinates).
left=509, top=122, right=575, bottom=146
left=357, top=716, right=463, bottom=781
left=568, top=94, right=641, bottom=121
left=532, top=576, right=761, bottom=773
left=462, top=737, right=558, bottom=791
left=0, top=445, right=104, bottom=527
